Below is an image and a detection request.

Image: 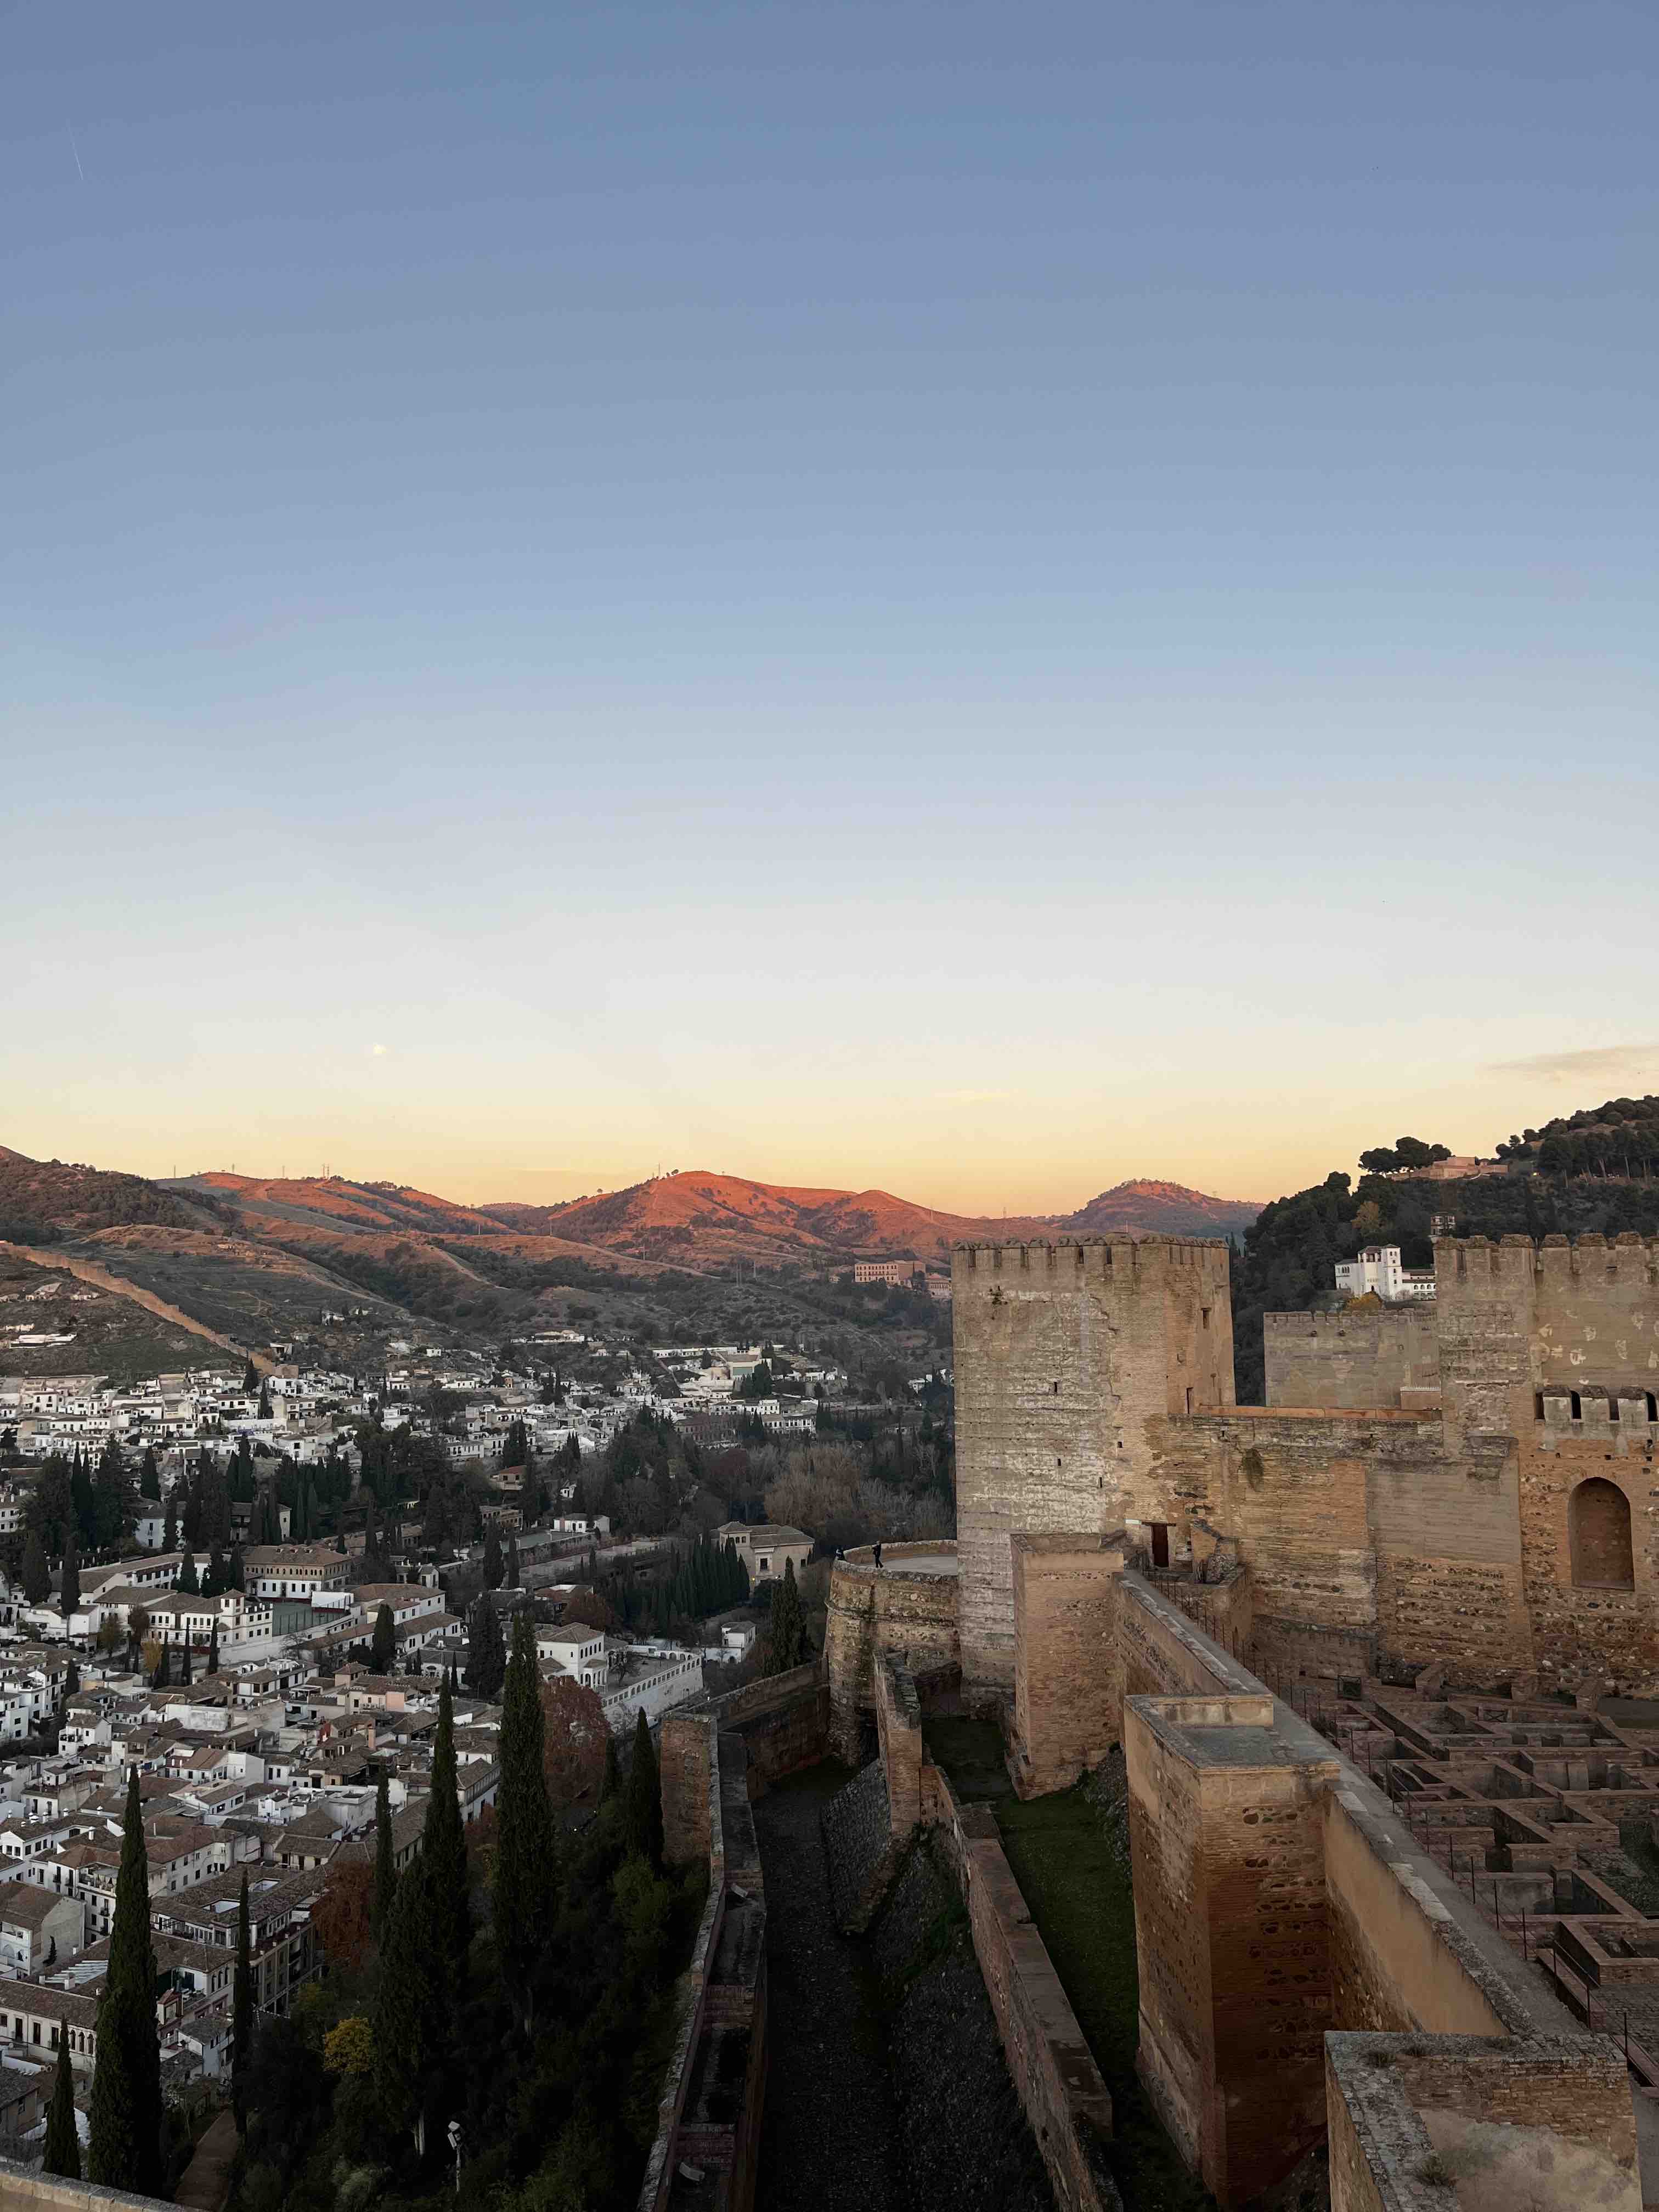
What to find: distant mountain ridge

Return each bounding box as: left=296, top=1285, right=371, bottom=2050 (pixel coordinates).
left=481, top=1169, right=1261, bottom=1265
left=2, top=1145, right=1261, bottom=1276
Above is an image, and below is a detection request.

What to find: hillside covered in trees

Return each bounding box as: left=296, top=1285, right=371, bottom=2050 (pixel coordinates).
left=1229, top=1095, right=1659, bottom=1401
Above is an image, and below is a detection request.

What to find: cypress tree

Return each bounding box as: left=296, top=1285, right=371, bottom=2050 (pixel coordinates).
left=44, top=2031, right=79, bottom=2178
left=373, top=1767, right=396, bottom=1937
left=87, top=1770, right=162, bottom=2193
left=493, top=1612, right=555, bottom=2028
left=177, top=1550, right=199, bottom=1595
left=601, top=1730, right=620, bottom=1804
left=464, top=1593, right=505, bottom=1700
left=423, top=1677, right=470, bottom=1989
left=767, top=1559, right=806, bottom=1674
left=21, top=1528, right=49, bottom=1606
left=373, top=1857, right=441, bottom=2154
left=60, top=1532, right=80, bottom=1619
left=139, top=1446, right=160, bottom=1503
left=207, top=1622, right=219, bottom=1676
left=162, top=1492, right=177, bottom=1555
left=232, top=1869, right=252, bottom=2132
left=179, top=1638, right=193, bottom=1687
left=483, top=1526, right=504, bottom=1590
left=626, top=1708, right=663, bottom=1870
left=371, top=1602, right=396, bottom=1674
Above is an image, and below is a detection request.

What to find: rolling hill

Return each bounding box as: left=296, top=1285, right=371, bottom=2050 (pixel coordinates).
left=481, top=1169, right=1261, bottom=1266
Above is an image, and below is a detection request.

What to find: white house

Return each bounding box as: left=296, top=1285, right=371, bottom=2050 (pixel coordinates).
left=1334, top=1245, right=1436, bottom=1303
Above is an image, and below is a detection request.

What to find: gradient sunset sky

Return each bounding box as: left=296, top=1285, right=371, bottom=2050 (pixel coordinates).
left=7, top=2, right=1657, bottom=1214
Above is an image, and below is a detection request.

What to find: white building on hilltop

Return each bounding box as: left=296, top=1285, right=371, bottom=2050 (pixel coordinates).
left=1334, top=1245, right=1436, bottom=1303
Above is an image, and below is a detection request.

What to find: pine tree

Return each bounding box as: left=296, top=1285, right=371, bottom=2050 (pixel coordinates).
left=60, top=1532, right=80, bottom=1619
left=44, top=2031, right=78, bottom=2178
left=464, top=1594, right=505, bottom=1700
left=87, top=1770, right=162, bottom=2193
left=423, top=1677, right=470, bottom=1990
left=21, top=1527, right=49, bottom=1606
left=627, top=1708, right=663, bottom=1869
left=371, top=1603, right=396, bottom=1675
left=373, top=1767, right=396, bottom=1938
left=493, top=1612, right=555, bottom=2029
left=373, top=1858, right=441, bottom=2154
left=232, top=1869, right=252, bottom=2133
left=177, top=1550, right=199, bottom=1595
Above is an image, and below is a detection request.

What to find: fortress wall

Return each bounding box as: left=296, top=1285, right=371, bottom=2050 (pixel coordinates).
left=953, top=1236, right=1232, bottom=1694
left=1437, top=1233, right=1659, bottom=1440
left=705, top=1661, right=830, bottom=1787
left=926, top=1768, right=1116, bottom=2212
left=1265, top=1306, right=1440, bottom=1409
left=824, top=1548, right=959, bottom=1762
left=1009, top=1532, right=1125, bottom=1796
left=1126, top=1692, right=1339, bottom=2203
left=1517, top=1430, right=1659, bottom=1692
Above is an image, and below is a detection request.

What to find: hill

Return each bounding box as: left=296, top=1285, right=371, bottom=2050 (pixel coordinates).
left=1229, top=1093, right=1659, bottom=1402
left=482, top=1169, right=1261, bottom=1267
left=1061, top=1180, right=1261, bottom=1239
left=0, top=1149, right=225, bottom=1243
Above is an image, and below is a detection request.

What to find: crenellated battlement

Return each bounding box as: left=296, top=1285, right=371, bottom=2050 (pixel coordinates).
left=954, top=1234, right=1231, bottom=1280
left=1437, top=1231, right=1659, bottom=1284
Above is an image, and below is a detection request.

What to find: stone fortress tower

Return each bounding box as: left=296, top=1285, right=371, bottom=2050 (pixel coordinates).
left=952, top=1235, right=1234, bottom=1697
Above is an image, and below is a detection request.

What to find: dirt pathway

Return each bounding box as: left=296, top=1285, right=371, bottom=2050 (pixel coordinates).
left=752, top=1767, right=900, bottom=2212
left=175, top=2108, right=239, bottom=2210
left=0, top=1240, right=263, bottom=1369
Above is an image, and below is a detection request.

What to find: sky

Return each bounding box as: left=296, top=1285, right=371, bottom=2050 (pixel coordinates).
left=5, top=1, right=1657, bottom=1213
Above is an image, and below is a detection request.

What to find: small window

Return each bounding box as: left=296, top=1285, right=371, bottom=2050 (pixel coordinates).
left=1534, top=1392, right=1545, bottom=1420
left=1571, top=1391, right=1583, bottom=1420
left=1201, top=1307, right=1211, bottom=1330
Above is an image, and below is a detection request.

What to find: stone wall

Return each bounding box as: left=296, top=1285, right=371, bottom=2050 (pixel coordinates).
left=0, top=2168, right=176, bottom=2212
left=661, top=1708, right=714, bottom=1866
left=825, top=1547, right=960, bottom=1762
left=928, top=1769, right=1118, bottom=2212
left=704, top=1660, right=830, bottom=1787
left=637, top=1723, right=769, bottom=2212
left=1265, top=1306, right=1440, bottom=1409
left=953, top=1235, right=1233, bottom=1695
left=1008, top=1532, right=1125, bottom=1796
left=1125, top=1691, right=1340, bottom=2203
left=1325, top=2034, right=1641, bottom=2212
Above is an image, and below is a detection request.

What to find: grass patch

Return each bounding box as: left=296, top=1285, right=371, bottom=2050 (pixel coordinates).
left=926, top=1719, right=1217, bottom=2211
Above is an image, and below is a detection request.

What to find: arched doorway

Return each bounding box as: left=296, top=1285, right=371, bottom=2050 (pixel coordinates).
left=1571, top=1477, right=1634, bottom=1590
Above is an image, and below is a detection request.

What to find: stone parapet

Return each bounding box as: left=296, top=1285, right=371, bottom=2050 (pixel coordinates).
left=825, top=1545, right=959, bottom=1762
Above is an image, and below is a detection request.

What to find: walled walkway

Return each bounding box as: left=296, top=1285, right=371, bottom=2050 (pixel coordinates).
left=174, top=2109, right=239, bottom=2212
left=752, top=1765, right=900, bottom=2212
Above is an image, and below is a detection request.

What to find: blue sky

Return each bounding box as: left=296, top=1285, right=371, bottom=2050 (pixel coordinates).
left=5, top=2, right=1657, bottom=1206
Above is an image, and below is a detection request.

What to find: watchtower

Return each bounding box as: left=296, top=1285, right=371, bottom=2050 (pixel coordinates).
left=952, top=1235, right=1234, bottom=1697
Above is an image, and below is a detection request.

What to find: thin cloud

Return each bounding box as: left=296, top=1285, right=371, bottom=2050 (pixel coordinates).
left=936, top=1087, right=1015, bottom=1105
left=1489, top=1042, right=1659, bottom=1085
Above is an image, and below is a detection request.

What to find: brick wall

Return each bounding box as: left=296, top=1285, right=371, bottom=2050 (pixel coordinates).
left=708, top=1661, right=830, bottom=1786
